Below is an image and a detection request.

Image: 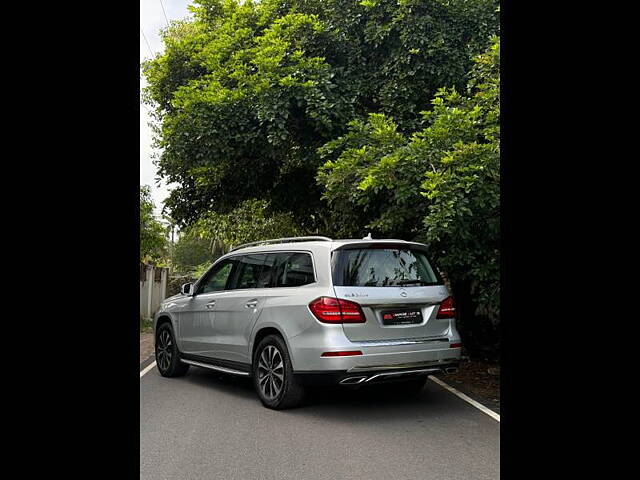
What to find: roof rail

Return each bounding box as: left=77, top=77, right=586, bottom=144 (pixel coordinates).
left=229, top=236, right=333, bottom=252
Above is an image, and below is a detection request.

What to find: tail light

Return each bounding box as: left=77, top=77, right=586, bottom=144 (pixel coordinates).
left=309, top=297, right=366, bottom=323
left=436, top=296, right=456, bottom=319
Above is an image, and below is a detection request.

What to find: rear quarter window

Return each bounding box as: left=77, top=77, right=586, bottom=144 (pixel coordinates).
left=262, top=252, right=315, bottom=287
left=228, top=254, right=267, bottom=290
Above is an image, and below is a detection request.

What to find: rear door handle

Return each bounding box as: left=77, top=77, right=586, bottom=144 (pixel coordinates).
left=245, top=299, right=258, bottom=309
left=205, top=300, right=216, bottom=309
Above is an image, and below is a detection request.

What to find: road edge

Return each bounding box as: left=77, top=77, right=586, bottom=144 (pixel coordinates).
left=140, top=353, right=155, bottom=373
left=429, top=376, right=500, bottom=422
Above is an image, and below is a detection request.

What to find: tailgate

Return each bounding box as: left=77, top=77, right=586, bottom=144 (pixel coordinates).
left=330, top=242, right=452, bottom=342
left=334, top=285, right=451, bottom=342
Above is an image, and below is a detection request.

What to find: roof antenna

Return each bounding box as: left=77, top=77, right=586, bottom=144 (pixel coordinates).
left=363, top=232, right=373, bottom=240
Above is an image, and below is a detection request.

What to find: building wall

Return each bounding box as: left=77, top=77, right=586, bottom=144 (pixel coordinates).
left=140, top=264, right=168, bottom=319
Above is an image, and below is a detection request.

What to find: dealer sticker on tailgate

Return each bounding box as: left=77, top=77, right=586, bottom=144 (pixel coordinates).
left=381, top=309, right=423, bottom=326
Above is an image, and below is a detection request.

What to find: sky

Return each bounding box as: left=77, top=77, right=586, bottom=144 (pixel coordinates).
left=140, top=0, right=194, bottom=217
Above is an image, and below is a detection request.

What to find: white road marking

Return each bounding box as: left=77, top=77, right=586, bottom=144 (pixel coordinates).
left=140, top=361, right=157, bottom=379
left=429, top=376, right=500, bottom=422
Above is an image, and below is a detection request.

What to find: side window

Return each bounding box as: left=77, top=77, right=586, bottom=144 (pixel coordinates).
left=258, top=254, right=278, bottom=288
left=196, top=259, right=235, bottom=294
left=273, top=252, right=315, bottom=287
left=228, top=254, right=267, bottom=290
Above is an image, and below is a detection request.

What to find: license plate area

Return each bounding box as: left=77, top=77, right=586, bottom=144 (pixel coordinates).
left=381, top=309, right=423, bottom=326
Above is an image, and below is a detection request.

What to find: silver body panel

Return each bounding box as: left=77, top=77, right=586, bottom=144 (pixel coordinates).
left=154, top=239, right=461, bottom=377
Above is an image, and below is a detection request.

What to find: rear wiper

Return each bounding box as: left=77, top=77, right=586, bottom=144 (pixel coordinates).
left=396, top=279, right=429, bottom=286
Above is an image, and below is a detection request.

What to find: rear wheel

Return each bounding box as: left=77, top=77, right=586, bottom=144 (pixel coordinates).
left=155, top=323, right=189, bottom=377
left=253, top=335, right=305, bottom=409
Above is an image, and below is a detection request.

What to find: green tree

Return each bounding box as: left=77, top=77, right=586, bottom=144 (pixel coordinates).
left=419, top=38, right=500, bottom=324
left=187, top=198, right=302, bottom=250
left=140, top=186, right=169, bottom=265
left=171, top=233, right=213, bottom=276
left=169, top=199, right=302, bottom=278
left=142, top=0, right=498, bottom=229
left=318, top=37, right=500, bottom=356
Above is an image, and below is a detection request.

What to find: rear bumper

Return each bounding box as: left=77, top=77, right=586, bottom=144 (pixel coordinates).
left=294, top=360, right=460, bottom=387
left=289, top=331, right=462, bottom=372
left=290, top=335, right=461, bottom=374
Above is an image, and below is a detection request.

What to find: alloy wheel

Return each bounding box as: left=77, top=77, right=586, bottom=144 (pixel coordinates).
left=157, top=329, right=173, bottom=372
left=257, top=345, right=284, bottom=400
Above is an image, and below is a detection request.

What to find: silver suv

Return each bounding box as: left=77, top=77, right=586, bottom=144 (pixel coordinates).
left=154, top=236, right=461, bottom=409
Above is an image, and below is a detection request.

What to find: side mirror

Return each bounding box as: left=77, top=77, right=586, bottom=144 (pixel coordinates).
left=181, top=282, right=194, bottom=296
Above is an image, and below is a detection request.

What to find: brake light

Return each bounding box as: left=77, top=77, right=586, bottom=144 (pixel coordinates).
left=450, top=342, right=462, bottom=348
left=436, top=296, right=456, bottom=319
left=309, top=297, right=366, bottom=323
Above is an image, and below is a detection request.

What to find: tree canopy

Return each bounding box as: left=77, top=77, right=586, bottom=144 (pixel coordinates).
left=143, top=0, right=498, bottom=230
left=318, top=36, right=500, bottom=324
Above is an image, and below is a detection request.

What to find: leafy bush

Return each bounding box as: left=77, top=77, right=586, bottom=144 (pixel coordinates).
left=140, top=316, right=154, bottom=333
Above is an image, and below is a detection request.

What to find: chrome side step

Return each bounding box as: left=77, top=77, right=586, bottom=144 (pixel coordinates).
left=181, top=359, right=250, bottom=376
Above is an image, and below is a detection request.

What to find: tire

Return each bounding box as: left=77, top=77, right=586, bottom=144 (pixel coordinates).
left=155, top=323, right=189, bottom=377
left=253, top=334, right=305, bottom=409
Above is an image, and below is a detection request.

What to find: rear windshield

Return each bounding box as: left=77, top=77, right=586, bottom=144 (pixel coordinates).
left=331, top=247, right=442, bottom=287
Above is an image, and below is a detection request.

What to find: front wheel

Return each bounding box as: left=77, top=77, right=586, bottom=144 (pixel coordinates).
left=155, top=323, right=189, bottom=377
left=253, top=335, right=305, bottom=409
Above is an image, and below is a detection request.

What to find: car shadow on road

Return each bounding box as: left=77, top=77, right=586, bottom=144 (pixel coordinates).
left=290, top=382, right=469, bottom=423
left=179, top=368, right=470, bottom=423
left=180, top=368, right=257, bottom=400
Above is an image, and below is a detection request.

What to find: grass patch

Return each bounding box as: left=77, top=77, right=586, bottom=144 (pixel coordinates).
left=140, top=317, right=153, bottom=333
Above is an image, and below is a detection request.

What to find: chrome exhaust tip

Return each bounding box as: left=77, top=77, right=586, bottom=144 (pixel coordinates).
left=340, top=376, right=367, bottom=385
left=445, top=367, right=459, bottom=374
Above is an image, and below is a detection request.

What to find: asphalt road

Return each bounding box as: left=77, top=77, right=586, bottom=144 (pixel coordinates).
left=140, top=365, right=500, bottom=480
